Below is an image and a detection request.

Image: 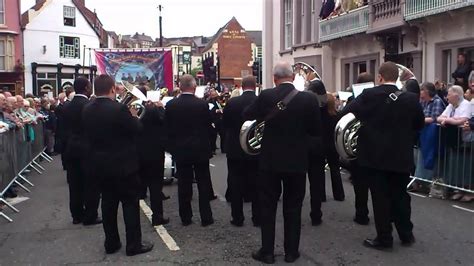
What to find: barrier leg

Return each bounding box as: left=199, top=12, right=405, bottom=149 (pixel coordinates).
left=32, top=160, right=46, bottom=171
left=0, top=198, right=19, bottom=213
left=17, top=174, right=34, bottom=187
left=28, top=163, right=43, bottom=174
left=14, top=180, right=31, bottom=193
left=407, top=176, right=417, bottom=189
left=0, top=211, right=13, bottom=222
left=41, top=152, right=53, bottom=162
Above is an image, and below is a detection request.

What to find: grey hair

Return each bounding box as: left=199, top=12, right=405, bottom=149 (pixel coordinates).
left=449, top=85, right=465, bottom=103
left=273, top=61, right=294, bottom=79
left=179, top=74, right=197, bottom=90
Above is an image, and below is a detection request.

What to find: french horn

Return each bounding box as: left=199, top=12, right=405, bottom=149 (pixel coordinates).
left=239, top=62, right=321, bottom=155
left=334, top=64, right=417, bottom=160
left=120, top=81, right=147, bottom=119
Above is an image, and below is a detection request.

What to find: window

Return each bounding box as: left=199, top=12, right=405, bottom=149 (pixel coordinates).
left=59, top=36, right=80, bottom=59
left=311, top=0, right=315, bottom=13
left=0, top=0, right=4, bottom=25
left=63, top=6, right=76, bottom=27
left=0, top=40, right=5, bottom=71
left=284, top=0, right=293, bottom=49
left=0, top=37, right=14, bottom=71
left=37, top=73, right=58, bottom=97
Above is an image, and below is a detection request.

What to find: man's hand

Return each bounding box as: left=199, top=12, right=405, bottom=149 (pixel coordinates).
left=463, top=121, right=471, bottom=131
left=130, top=106, right=139, bottom=118
left=216, top=109, right=223, bottom=114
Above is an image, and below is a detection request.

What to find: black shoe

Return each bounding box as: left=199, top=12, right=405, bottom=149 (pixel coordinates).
left=72, top=218, right=82, bottom=225
left=210, top=195, right=218, bottom=201
left=363, top=238, right=393, bottom=250
left=152, top=217, right=170, bottom=226
left=230, top=219, right=243, bottom=227
left=105, top=242, right=122, bottom=254
left=252, top=218, right=261, bottom=227
left=162, top=194, right=171, bottom=200
left=182, top=220, right=193, bottom=226
left=353, top=216, right=370, bottom=225
left=401, top=234, right=416, bottom=247
left=201, top=218, right=214, bottom=227
left=126, top=241, right=154, bottom=256
left=83, top=217, right=103, bottom=226
left=312, top=219, right=322, bottom=226
left=284, top=252, right=301, bottom=263
left=251, top=249, right=275, bottom=264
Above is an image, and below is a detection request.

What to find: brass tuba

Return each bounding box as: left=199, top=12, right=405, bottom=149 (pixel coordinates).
left=239, top=62, right=321, bottom=155
left=334, top=64, right=417, bottom=160
left=119, top=81, right=147, bottom=119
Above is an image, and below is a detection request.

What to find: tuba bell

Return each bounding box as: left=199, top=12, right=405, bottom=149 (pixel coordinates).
left=120, top=81, right=147, bottom=119
left=239, top=62, right=321, bottom=155
left=334, top=64, right=417, bottom=160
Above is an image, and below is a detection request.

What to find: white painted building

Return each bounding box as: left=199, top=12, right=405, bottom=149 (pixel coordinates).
left=22, top=0, right=103, bottom=97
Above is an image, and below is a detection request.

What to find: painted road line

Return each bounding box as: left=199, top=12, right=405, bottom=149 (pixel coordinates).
left=209, top=164, right=216, bottom=167
left=139, top=200, right=180, bottom=251
left=6, top=196, right=30, bottom=206
left=409, top=192, right=427, bottom=198
left=452, top=205, right=474, bottom=213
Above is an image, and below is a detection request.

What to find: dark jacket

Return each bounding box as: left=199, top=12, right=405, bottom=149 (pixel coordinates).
left=136, top=105, right=166, bottom=166
left=340, top=84, right=424, bottom=173
left=165, top=93, right=212, bottom=163
left=243, top=83, right=322, bottom=173
left=82, top=97, right=142, bottom=179
left=62, top=95, right=89, bottom=165
left=223, top=90, right=258, bottom=160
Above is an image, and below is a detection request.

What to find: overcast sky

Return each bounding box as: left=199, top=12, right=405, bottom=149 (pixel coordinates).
left=21, top=0, right=263, bottom=38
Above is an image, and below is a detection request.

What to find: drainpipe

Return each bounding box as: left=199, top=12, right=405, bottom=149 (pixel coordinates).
left=420, top=27, right=427, bottom=83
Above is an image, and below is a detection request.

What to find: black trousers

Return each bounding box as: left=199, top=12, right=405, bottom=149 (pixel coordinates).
left=227, top=159, right=259, bottom=223
left=139, top=159, right=165, bottom=221
left=307, top=153, right=325, bottom=222
left=350, top=161, right=369, bottom=219
left=100, top=174, right=142, bottom=252
left=259, top=171, right=306, bottom=255
left=176, top=160, right=213, bottom=222
left=364, top=167, right=414, bottom=243
left=320, top=147, right=345, bottom=201
left=67, top=162, right=100, bottom=222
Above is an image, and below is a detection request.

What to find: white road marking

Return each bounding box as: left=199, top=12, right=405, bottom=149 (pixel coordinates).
left=409, top=192, right=427, bottom=198
left=452, top=205, right=474, bottom=213
left=139, top=200, right=180, bottom=251
left=5, top=196, right=30, bottom=205
left=209, top=164, right=216, bottom=167
left=216, top=193, right=226, bottom=202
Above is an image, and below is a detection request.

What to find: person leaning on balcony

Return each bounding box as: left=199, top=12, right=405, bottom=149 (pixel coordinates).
left=437, top=85, right=471, bottom=127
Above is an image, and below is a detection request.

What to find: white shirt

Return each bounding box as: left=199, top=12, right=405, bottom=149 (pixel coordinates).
left=441, top=99, right=472, bottom=118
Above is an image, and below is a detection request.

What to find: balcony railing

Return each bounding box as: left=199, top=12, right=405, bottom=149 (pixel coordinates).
left=319, top=5, right=370, bottom=42
left=405, top=0, right=474, bottom=21
left=368, top=0, right=405, bottom=33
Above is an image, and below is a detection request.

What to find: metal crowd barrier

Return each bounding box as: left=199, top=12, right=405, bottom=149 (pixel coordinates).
left=0, top=121, right=53, bottom=222
left=410, top=124, right=474, bottom=195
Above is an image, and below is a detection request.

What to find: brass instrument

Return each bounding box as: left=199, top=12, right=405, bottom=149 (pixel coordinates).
left=120, top=81, right=146, bottom=119
left=334, top=64, right=417, bottom=160
left=239, top=62, right=321, bottom=155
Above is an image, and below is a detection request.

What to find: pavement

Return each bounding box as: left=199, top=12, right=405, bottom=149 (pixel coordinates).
left=0, top=152, right=473, bottom=265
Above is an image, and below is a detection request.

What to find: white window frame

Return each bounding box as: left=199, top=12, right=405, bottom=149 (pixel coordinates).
left=284, top=0, right=293, bottom=49
left=63, top=6, right=76, bottom=27
left=0, top=36, right=14, bottom=71
left=0, top=40, right=5, bottom=71
left=59, top=36, right=80, bottom=59
left=0, top=0, right=5, bottom=25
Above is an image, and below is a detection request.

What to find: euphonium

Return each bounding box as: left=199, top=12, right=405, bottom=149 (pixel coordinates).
left=334, top=64, right=417, bottom=160
left=120, top=81, right=146, bottom=119
left=239, top=62, right=321, bottom=155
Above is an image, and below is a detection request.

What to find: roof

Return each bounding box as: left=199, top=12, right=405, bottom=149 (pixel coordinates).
left=21, top=0, right=47, bottom=28
left=202, top=17, right=249, bottom=53
left=133, top=32, right=154, bottom=42
left=246, top=31, right=262, bottom=46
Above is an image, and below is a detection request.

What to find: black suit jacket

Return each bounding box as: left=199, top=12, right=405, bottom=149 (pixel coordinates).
left=165, top=94, right=212, bottom=163
left=341, top=84, right=424, bottom=173
left=136, top=105, right=166, bottom=165
left=223, top=90, right=258, bottom=160
left=62, top=95, right=89, bottom=165
left=243, top=83, right=322, bottom=173
left=82, top=97, right=142, bottom=179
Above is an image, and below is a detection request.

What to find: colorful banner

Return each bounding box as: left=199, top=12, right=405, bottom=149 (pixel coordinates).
left=95, top=50, right=173, bottom=91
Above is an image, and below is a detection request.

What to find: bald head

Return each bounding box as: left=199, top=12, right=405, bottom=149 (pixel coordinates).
left=179, top=74, right=197, bottom=93
left=242, top=75, right=257, bottom=90
left=6, top=97, right=16, bottom=112
left=3, top=91, right=12, bottom=98
left=15, top=95, right=24, bottom=109
left=0, top=94, right=6, bottom=109
left=273, top=61, right=295, bottom=86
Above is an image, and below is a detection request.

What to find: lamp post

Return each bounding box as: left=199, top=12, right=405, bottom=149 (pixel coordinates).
left=158, top=4, right=163, bottom=47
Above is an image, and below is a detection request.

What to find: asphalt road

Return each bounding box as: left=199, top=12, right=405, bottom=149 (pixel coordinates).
left=0, top=152, right=473, bottom=265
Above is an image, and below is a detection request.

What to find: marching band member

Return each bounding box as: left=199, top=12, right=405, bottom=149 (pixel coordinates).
left=165, top=74, right=214, bottom=227
left=340, top=62, right=424, bottom=250
left=244, top=61, right=322, bottom=263
left=63, top=77, right=101, bottom=226
left=83, top=75, right=153, bottom=256
left=222, top=75, right=260, bottom=227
